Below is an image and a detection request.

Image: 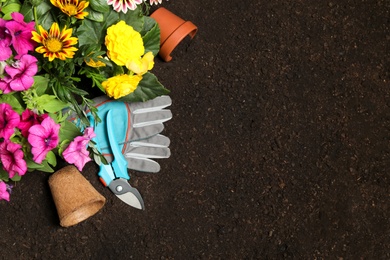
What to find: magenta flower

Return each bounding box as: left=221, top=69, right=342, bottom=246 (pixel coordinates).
left=63, top=137, right=91, bottom=171
left=0, top=54, right=38, bottom=93
left=28, top=117, right=60, bottom=164
left=5, top=12, right=36, bottom=58
left=18, top=109, right=48, bottom=137
left=0, top=103, right=20, bottom=140
left=0, top=40, right=12, bottom=61
left=62, top=127, right=95, bottom=171
left=83, top=127, right=96, bottom=140
left=0, top=18, right=12, bottom=61
left=0, top=78, right=10, bottom=93
left=0, top=181, right=12, bottom=201
left=0, top=140, right=27, bottom=178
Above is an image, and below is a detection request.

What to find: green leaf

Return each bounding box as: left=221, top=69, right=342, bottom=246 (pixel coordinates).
left=118, top=6, right=144, bottom=31
left=93, top=153, right=102, bottom=165
left=78, top=9, right=119, bottom=47
left=0, top=93, right=24, bottom=113
left=67, top=85, right=89, bottom=96
left=26, top=159, right=54, bottom=172
left=42, top=99, right=68, bottom=113
left=77, top=19, right=102, bottom=47
left=0, top=168, right=9, bottom=182
left=10, top=173, right=22, bottom=182
left=1, top=3, right=21, bottom=19
left=33, top=76, right=50, bottom=95
left=59, top=120, right=82, bottom=142
left=35, top=94, right=68, bottom=113
left=142, top=18, right=161, bottom=56
left=46, top=151, right=57, bottom=167
left=89, top=0, right=109, bottom=13
left=119, top=72, right=170, bottom=102
left=35, top=0, right=55, bottom=29
left=141, top=15, right=156, bottom=34
left=84, top=7, right=104, bottom=22
left=20, top=1, right=34, bottom=22
left=38, top=161, right=55, bottom=173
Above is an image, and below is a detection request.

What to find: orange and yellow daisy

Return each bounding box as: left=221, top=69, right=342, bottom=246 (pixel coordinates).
left=50, top=0, right=89, bottom=19
left=31, top=23, right=78, bottom=62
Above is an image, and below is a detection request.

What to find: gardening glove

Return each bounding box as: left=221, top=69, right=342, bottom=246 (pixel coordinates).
left=73, top=95, right=172, bottom=173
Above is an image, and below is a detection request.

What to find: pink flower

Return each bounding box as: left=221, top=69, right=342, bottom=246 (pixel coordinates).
left=0, top=54, right=38, bottom=93
left=0, top=19, right=12, bottom=61
left=0, top=103, right=20, bottom=140
left=83, top=127, right=96, bottom=140
left=0, top=181, right=12, bottom=201
left=62, top=127, right=95, bottom=171
left=28, top=117, right=60, bottom=164
left=5, top=12, right=36, bottom=58
left=149, top=0, right=162, bottom=5
left=18, top=109, right=48, bottom=137
left=0, top=40, right=12, bottom=61
left=0, top=140, right=27, bottom=178
left=107, top=0, right=142, bottom=13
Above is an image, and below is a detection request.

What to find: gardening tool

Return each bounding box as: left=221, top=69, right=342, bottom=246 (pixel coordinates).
left=90, top=114, right=144, bottom=210
left=87, top=95, right=172, bottom=173
left=106, top=110, right=145, bottom=209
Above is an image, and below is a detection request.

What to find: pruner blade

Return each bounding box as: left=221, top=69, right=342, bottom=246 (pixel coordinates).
left=106, top=110, right=145, bottom=210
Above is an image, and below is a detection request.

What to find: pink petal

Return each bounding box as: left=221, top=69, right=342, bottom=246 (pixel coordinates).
left=28, top=124, right=47, bottom=139
left=0, top=42, right=12, bottom=61
left=0, top=182, right=10, bottom=201
left=31, top=146, right=50, bottom=164
left=9, top=75, right=34, bottom=91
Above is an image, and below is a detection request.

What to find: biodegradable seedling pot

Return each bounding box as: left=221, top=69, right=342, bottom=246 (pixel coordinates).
left=151, top=7, right=198, bottom=62
left=48, top=166, right=106, bottom=227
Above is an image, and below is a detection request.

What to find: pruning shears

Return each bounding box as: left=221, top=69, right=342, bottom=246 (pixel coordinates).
left=90, top=111, right=145, bottom=210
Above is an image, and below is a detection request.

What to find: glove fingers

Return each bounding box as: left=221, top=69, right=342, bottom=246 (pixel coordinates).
left=130, top=123, right=165, bottom=141
left=132, top=95, right=172, bottom=114
left=102, top=153, right=162, bottom=173
left=100, top=124, right=165, bottom=154
left=126, top=157, right=161, bottom=173
left=133, top=109, right=172, bottom=127
left=130, top=134, right=170, bottom=148
left=125, top=146, right=171, bottom=159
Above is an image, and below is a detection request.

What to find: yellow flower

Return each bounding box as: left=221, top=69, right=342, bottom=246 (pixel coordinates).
left=105, top=21, right=145, bottom=66
left=85, top=55, right=106, bottom=68
left=102, top=74, right=142, bottom=99
left=126, top=51, right=155, bottom=75
left=50, top=0, right=89, bottom=19
left=31, top=23, right=78, bottom=62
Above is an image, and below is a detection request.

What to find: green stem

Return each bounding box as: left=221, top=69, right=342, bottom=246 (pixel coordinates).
left=33, top=6, right=40, bottom=33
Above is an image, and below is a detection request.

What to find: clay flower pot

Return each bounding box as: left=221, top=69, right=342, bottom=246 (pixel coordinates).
left=151, top=7, right=198, bottom=62
left=48, top=166, right=106, bottom=227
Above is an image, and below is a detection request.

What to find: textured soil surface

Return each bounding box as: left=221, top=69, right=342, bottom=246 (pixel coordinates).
left=1, top=0, right=389, bottom=259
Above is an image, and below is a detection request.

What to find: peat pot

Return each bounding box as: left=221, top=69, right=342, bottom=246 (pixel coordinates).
left=48, top=166, right=106, bottom=227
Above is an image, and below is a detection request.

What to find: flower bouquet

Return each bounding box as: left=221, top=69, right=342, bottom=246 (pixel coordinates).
left=0, top=0, right=169, bottom=201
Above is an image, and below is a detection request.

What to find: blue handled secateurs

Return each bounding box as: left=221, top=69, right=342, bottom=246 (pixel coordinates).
left=90, top=111, right=145, bottom=210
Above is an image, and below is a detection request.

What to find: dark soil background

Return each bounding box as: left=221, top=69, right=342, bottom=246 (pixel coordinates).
left=1, top=0, right=389, bottom=259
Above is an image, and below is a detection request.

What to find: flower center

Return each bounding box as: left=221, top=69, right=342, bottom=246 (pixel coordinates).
left=64, top=4, right=78, bottom=16
left=46, top=38, right=63, bottom=53
left=44, top=137, right=51, bottom=146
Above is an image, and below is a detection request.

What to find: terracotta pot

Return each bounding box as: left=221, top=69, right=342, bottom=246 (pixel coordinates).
left=48, top=166, right=106, bottom=227
left=151, top=7, right=198, bottom=62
